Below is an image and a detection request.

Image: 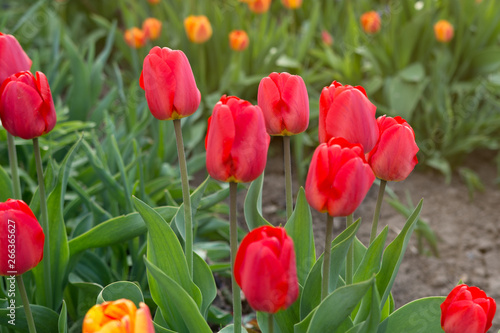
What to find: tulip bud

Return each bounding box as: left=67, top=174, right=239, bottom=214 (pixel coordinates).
left=234, top=226, right=299, bottom=313
left=184, top=15, right=212, bottom=43
left=83, top=299, right=155, bottom=333
left=0, top=71, right=57, bottom=140
left=441, top=284, right=496, bottom=333
left=258, top=72, right=309, bottom=136
left=321, top=30, right=333, bottom=46
left=124, top=27, right=146, bottom=48
left=281, top=0, right=302, bottom=9
left=205, top=95, right=270, bottom=183
left=140, top=46, right=201, bottom=120
left=229, top=30, right=250, bottom=52
left=305, top=137, right=375, bottom=217
left=0, top=199, right=44, bottom=276
left=142, top=18, right=162, bottom=41
left=360, top=11, right=381, bottom=34
left=366, top=116, right=419, bottom=181
left=240, top=0, right=272, bottom=14
left=434, top=20, right=454, bottom=43
left=319, top=81, right=379, bottom=153
left=0, top=32, right=32, bottom=84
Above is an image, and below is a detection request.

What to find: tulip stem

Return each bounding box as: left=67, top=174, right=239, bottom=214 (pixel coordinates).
left=369, top=180, right=387, bottom=245
left=173, top=119, right=193, bottom=278
left=268, top=313, right=274, bottom=333
left=346, top=214, right=354, bottom=285
left=16, top=275, right=37, bottom=333
left=283, top=136, right=293, bottom=220
left=32, top=138, right=53, bottom=308
left=229, top=182, right=242, bottom=333
left=321, top=214, right=334, bottom=300
left=7, top=133, right=22, bottom=199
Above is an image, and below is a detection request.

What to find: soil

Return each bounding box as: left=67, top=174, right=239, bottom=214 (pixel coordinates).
left=251, top=139, right=500, bottom=331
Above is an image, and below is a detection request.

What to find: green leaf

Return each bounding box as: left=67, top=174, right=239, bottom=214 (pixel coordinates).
left=0, top=165, right=13, bottom=201
left=193, top=252, right=217, bottom=318
left=398, top=63, right=425, bottom=83
left=65, top=279, right=103, bottom=319
left=350, top=280, right=381, bottom=333
left=285, top=188, right=315, bottom=286
left=0, top=304, right=59, bottom=333
left=144, top=258, right=212, bottom=333
left=244, top=173, right=272, bottom=230
left=96, top=281, right=144, bottom=307
left=58, top=301, right=68, bottom=333
left=377, top=297, right=445, bottom=333
left=354, top=227, right=388, bottom=284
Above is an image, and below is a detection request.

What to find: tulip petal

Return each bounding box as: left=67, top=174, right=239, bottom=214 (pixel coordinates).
left=142, top=53, right=176, bottom=120
left=135, top=302, right=155, bottom=333
left=258, top=76, right=283, bottom=134
left=443, top=300, right=487, bottom=333
left=206, top=104, right=235, bottom=182
left=281, top=75, right=309, bottom=134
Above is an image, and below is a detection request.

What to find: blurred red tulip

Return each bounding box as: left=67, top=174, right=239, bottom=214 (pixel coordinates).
left=360, top=11, right=381, bottom=34
left=319, top=81, right=379, bottom=153
left=234, top=226, right=299, bottom=313
left=0, top=71, right=56, bottom=140
left=366, top=116, right=419, bottom=181
left=258, top=72, right=309, bottom=136
left=305, top=137, right=375, bottom=217
left=241, top=0, right=272, bottom=14
left=281, top=0, right=302, bottom=9
left=0, top=32, right=32, bottom=84
left=205, top=95, right=270, bottom=183
left=140, top=46, right=201, bottom=120
left=124, top=27, right=146, bottom=48
left=184, top=15, right=212, bottom=43
left=142, top=18, right=162, bottom=41
left=321, top=30, right=333, bottom=46
left=434, top=20, right=454, bottom=43
left=229, top=30, right=250, bottom=51
left=0, top=199, right=44, bottom=276
left=441, top=284, right=496, bottom=333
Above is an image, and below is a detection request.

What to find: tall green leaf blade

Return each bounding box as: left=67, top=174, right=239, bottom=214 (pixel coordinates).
left=244, top=173, right=272, bottom=230
left=193, top=252, right=217, bottom=319
left=0, top=165, right=13, bottom=201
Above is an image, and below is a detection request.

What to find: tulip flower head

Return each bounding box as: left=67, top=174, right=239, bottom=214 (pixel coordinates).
left=240, top=0, right=272, bottom=14
left=0, top=71, right=57, bottom=140
left=360, top=11, right=381, bottom=34
left=258, top=72, right=309, bottom=136
left=147, top=0, right=160, bottom=4
left=140, top=46, right=201, bottom=120
left=0, top=32, right=32, bottom=84
left=366, top=116, right=419, bottom=181
left=281, top=0, right=302, bottom=9
left=0, top=199, right=44, bottom=276
left=234, top=226, right=299, bottom=313
left=441, top=284, right=496, bottom=333
left=434, top=20, right=454, bottom=43
left=205, top=95, right=270, bottom=183
left=142, top=18, right=162, bottom=41
left=319, top=81, right=379, bottom=153
left=321, top=30, right=333, bottom=46
left=229, top=30, right=250, bottom=52
left=184, top=15, right=212, bottom=43
left=124, top=27, right=146, bottom=48
left=83, top=299, right=155, bottom=333
left=305, top=137, right=375, bottom=217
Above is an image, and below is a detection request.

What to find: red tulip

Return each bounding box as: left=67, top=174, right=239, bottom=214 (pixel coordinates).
left=319, top=81, right=379, bottom=153
left=205, top=95, right=270, bottom=183
left=366, top=116, right=419, bottom=181
left=441, top=284, right=496, bottom=333
left=0, top=199, right=44, bottom=276
left=258, top=72, right=309, bottom=136
left=305, top=137, right=375, bottom=217
left=234, top=226, right=299, bottom=313
left=0, top=32, right=32, bottom=84
left=0, top=71, right=56, bottom=140
left=140, top=46, right=201, bottom=120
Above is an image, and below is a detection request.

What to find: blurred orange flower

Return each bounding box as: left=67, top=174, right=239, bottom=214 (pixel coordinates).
left=434, top=20, right=454, bottom=43
left=147, top=0, right=160, bottom=4
left=229, top=30, right=250, bottom=51
left=143, top=18, right=162, bottom=40
left=184, top=15, right=212, bottom=43
left=360, top=11, right=381, bottom=34
left=281, top=0, right=302, bottom=9
left=124, top=27, right=146, bottom=48
left=241, top=0, right=272, bottom=14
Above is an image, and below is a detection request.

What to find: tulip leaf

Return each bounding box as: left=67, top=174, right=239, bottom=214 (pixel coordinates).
left=65, top=278, right=103, bottom=319
left=244, top=173, right=272, bottom=230
left=96, top=281, right=144, bottom=307
left=285, top=187, right=316, bottom=286
left=376, top=199, right=423, bottom=308
left=193, top=252, right=217, bottom=319
left=377, top=297, right=445, bottom=333
left=0, top=304, right=59, bottom=333
left=348, top=280, right=381, bottom=333
left=0, top=165, right=13, bottom=201
left=144, top=258, right=212, bottom=333
left=58, top=301, right=68, bottom=333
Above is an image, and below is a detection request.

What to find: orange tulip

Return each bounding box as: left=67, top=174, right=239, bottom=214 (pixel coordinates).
left=229, top=30, right=249, bottom=51
left=241, top=0, right=272, bottom=14
left=360, top=11, right=381, bottom=34
left=142, top=18, right=162, bottom=40
left=434, top=20, right=454, bottom=43
left=83, top=299, right=154, bottom=333
left=147, top=0, right=160, bottom=4
left=281, top=0, right=302, bottom=9
left=124, top=27, right=146, bottom=48
left=184, top=15, right=212, bottom=43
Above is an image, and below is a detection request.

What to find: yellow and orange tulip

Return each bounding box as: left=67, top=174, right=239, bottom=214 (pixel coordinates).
left=184, top=15, right=212, bottom=43
left=281, top=0, right=302, bottom=9
left=229, top=30, right=249, bottom=51
left=143, top=18, right=162, bottom=41
left=124, top=27, right=146, bottom=48
left=434, top=20, right=454, bottom=43
left=360, top=11, right=381, bottom=34
left=241, top=0, right=272, bottom=14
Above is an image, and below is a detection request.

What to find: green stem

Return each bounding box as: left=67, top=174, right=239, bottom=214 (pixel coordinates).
left=32, top=138, right=53, bottom=308
left=268, top=313, right=274, bottom=333
left=16, top=275, right=37, bottom=333
left=173, top=119, right=193, bottom=278
left=7, top=133, right=21, bottom=199
left=369, top=180, right=387, bottom=244
left=283, top=136, right=293, bottom=220
left=321, top=214, right=334, bottom=300
left=229, top=182, right=241, bottom=333
left=346, top=214, right=354, bottom=285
